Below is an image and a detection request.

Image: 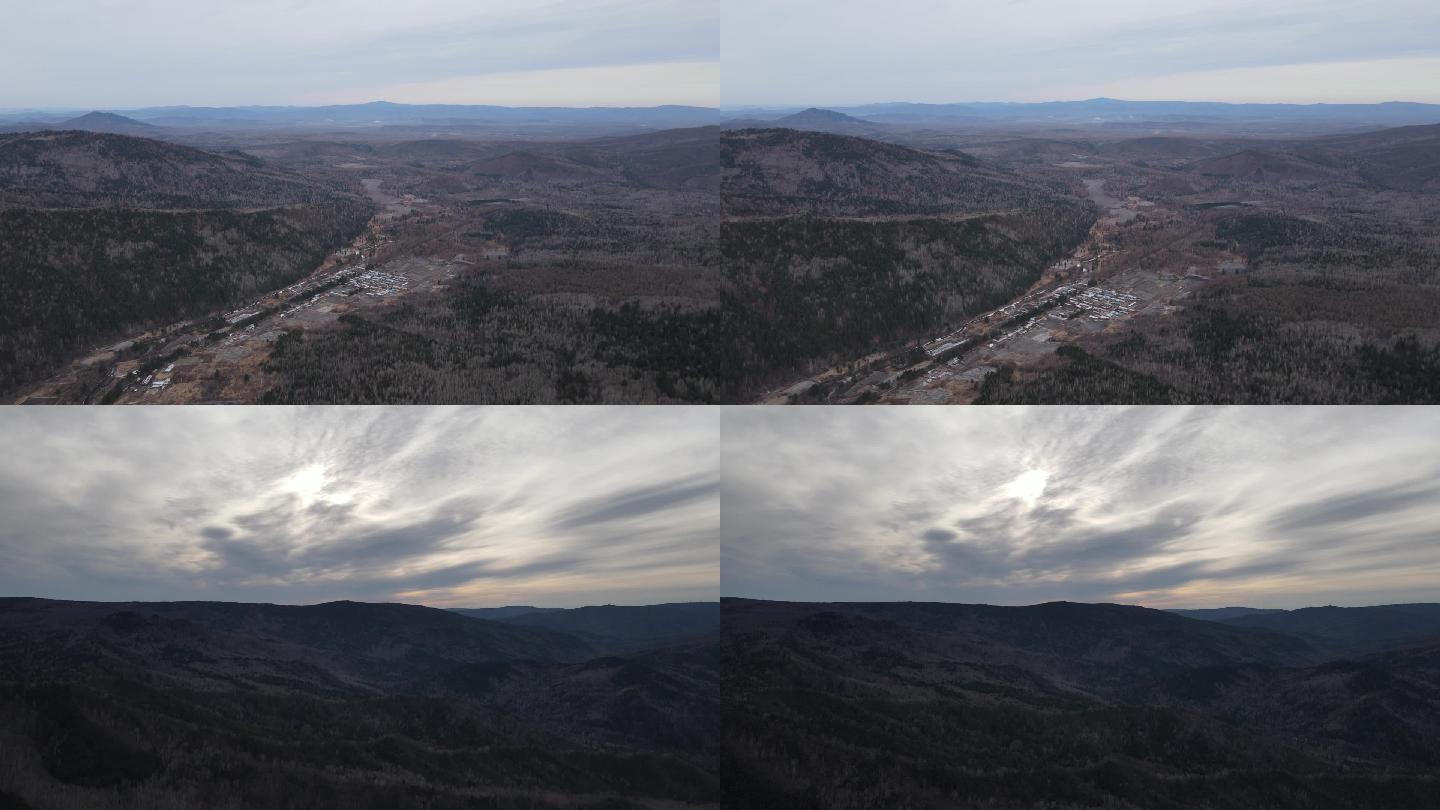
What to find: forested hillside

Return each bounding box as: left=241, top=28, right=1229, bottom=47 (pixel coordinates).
left=975, top=123, right=1440, bottom=404
left=722, top=128, right=1095, bottom=392
left=1, top=203, right=369, bottom=395
left=0, top=131, right=340, bottom=208
left=0, top=598, right=718, bottom=810
left=723, top=128, right=1064, bottom=216
left=723, top=599, right=1440, bottom=810
left=0, top=131, right=370, bottom=397
left=454, top=603, right=720, bottom=651
left=252, top=128, right=723, bottom=404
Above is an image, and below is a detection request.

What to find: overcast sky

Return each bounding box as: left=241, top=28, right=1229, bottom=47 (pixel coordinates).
left=0, top=407, right=717, bottom=608
left=723, top=0, right=1440, bottom=106
left=1, top=0, right=718, bottom=109
left=723, top=407, right=1440, bottom=609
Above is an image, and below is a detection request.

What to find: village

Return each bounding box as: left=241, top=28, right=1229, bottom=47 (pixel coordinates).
left=763, top=182, right=1239, bottom=405
left=13, top=194, right=503, bottom=405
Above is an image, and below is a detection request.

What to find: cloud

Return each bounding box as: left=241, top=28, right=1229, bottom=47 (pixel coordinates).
left=0, top=0, right=718, bottom=107
left=311, top=62, right=720, bottom=107
left=721, top=0, right=1440, bottom=104
left=553, top=474, right=719, bottom=530
left=1268, top=482, right=1440, bottom=533
left=0, top=406, right=718, bottom=607
left=722, top=406, right=1440, bottom=608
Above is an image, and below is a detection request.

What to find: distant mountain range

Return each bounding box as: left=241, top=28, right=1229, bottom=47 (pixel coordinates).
left=0, top=110, right=163, bottom=136
left=724, top=598, right=1440, bottom=809
left=724, top=107, right=884, bottom=136
left=0, top=597, right=719, bottom=809
left=451, top=602, right=719, bottom=652
left=1174, top=602, right=1440, bottom=657
left=0, top=102, right=719, bottom=133
left=722, top=98, right=1440, bottom=132
left=1169, top=606, right=1286, bottom=621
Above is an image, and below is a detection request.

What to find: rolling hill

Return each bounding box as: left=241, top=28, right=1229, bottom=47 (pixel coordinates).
left=576, top=125, right=720, bottom=191
left=722, top=127, right=1062, bottom=216
left=1169, top=606, right=1286, bottom=621
left=0, top=597, right=718, bottom=809
left=0, top=130, right=370, bottom=397
left=55, top=111, right=163, bottom=136
left=723, top=598, right=1440, bottom=810
left=0, top=130, right=338, bottom=209
left=1191, top=148, right=1339, bottom=183
left=1191, top=603, right=1440, bottom=657
left=766, top=108, right=884, bottom=137
left=454, top=602, right=720, bottom=652
left=469, top=150, right=608, bottom=182
left=721, top=128, right=1094, bottom=391
left=1330, top=124, right=1440, bottom=192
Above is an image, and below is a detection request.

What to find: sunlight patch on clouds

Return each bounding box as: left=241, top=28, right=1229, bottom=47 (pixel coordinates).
left=721, top=406, right=1440, bottom=608
left=1002, top=469, right=1050, bottom=505
left=0, top=406, right=718, bottom=607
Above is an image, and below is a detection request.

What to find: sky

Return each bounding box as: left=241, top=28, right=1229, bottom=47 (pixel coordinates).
left=722, top=0, right=1440, bottom=106
left=0, top=0, right=718, bottom=108
left=723, top=406, right=1440, bottom=609
left=0, top=407, right=718, bottom=608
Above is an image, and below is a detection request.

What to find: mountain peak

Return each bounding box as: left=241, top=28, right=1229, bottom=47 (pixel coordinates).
left=59, top=110, right=161, bottom=134
left=778, top=107, right=866, bottom=125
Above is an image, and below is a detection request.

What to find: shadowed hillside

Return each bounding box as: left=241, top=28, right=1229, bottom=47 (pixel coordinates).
left=1187, top=603, right=1440, bottom=657
left=454, top=603, right=720, bottom=652
left=0, top=598, right=718, bottom=810
left=723, top=598, right=1440, bottom=810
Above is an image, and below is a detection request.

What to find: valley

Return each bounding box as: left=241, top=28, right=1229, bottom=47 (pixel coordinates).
left=1, top=117, right=721, bottom=404
left=725, top=114, right=1440, bottom=404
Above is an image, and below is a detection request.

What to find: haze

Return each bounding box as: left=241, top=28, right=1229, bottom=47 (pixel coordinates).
left=2, top=0, right=718, bottom=108
left=722, top=406, right=1440, bottom=608
left=722, top=0, right=1440, bottom=106
left=0, top=407, right=718, bottom=607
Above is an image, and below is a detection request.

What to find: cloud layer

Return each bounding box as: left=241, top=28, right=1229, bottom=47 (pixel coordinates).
left=722, top=0, right=1440, bottom=104
left=722, top=407, right=1440, bottom=608
left=3, top=0, right=718, bottom=107
left=0, top=407, right=718, bottom=607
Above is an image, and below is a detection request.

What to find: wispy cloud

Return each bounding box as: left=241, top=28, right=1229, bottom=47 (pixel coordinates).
left=0, top=406, right=718, bottom=607
left=1, top=0, right=718, bottom=107
left=722, top=0, right=1440, bottom=104
left=722, top=407, right=1440, bottom=608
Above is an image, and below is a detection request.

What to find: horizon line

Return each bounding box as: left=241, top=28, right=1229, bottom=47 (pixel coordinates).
left=0, top=100, right=721, bottom=114
left=1, top=594, right=719, bottom=610
left=719, top=596, right=1435, bottom=611
left=719, top=96, right=1440, bottom=110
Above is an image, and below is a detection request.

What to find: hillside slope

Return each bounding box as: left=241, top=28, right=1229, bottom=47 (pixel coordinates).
left=723, top=598, right=1440, bottom=810
left=723, top=127, right=1061, bottom=216
left=0, top=598, right=717, bottom=809
left=0, top=131, right=370, bottom=396
left=1217, top=604, right=1440, bottom=657
left=0, top=130, right=337, bottom=209
left=455, top=602, right=720, bottom=651
left=722, top=129, right=1094, bottom=391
